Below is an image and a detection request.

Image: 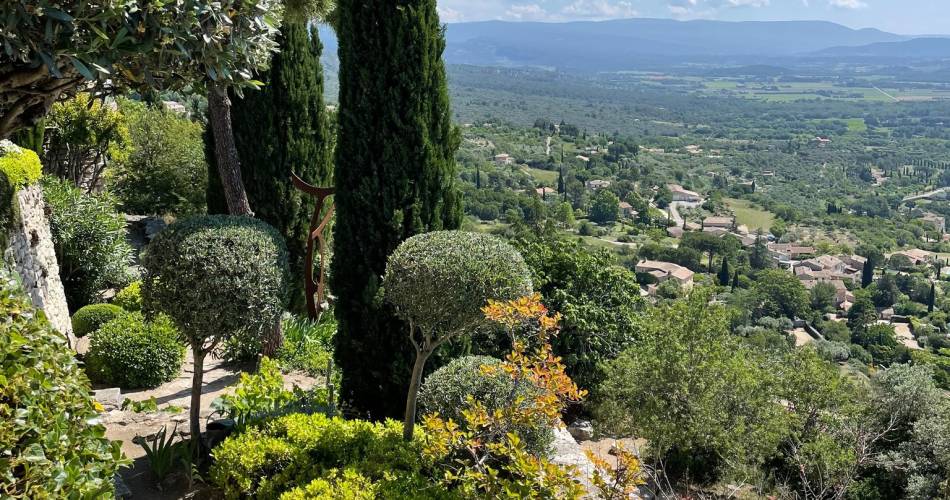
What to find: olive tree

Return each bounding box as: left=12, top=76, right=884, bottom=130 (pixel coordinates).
left=383, top=231, right=532, bottom=440
left=142, top=215, right=289, bottom=442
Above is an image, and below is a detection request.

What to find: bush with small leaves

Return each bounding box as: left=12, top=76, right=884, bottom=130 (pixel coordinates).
left=419, top=355, right=553, bottom=456
left=383, top=230, right=533, bottom=440
left=71, top=303, right=126, bottom=338
left=210, top=413, right=451, bottom=500
left=142, top=215, right=290, bottom=440
left=0, top=266, right=126, bottom=497
left=85, top=313, right=185, bottom=389
left=113, top=281, right=142, bottom=311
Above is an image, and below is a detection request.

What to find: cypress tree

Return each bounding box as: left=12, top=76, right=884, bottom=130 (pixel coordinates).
left=475, top=164, right=481, bottom=189
left=718, top=259, right=730, bottom=287
left=332, top=0, right=462, bottom=419
left=731, top=270, right=739, bottom=292
left=557, top=166, right=564, bottom=194
left=215, top=23, right=333, bottom=311
left=929, top=282, right=936, bottom=313
left=862, top=259, right=874, bottom=288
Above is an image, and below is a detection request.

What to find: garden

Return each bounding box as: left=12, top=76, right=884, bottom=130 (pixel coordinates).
left=3, top=1, right=950, bottom=499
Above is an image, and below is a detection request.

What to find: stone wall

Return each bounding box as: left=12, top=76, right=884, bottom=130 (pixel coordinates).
left=5, top=184, right=73, bottom=342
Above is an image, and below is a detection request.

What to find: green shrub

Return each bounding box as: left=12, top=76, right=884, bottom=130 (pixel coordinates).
left=210, top=413, right=451, bottom=500
left=85, top=313, right=185, bottom=389
left=43, top=176, right=135, bottom=309
left=0, top=266, right=126, bottom=497
left=418, top=355, right=554, bottom=456
left=71, top=303, right=127, bottom=338
left=111, top=99, right=207, bottom=216
left=0, top=141, right=43, bottom=247
left=279, top=470, right=377, bottom=500
left=142, top=215, right=290, bottom=438
left=0, top=140, right=42, bottom=188
left=113, top=281, right=142, bottom=311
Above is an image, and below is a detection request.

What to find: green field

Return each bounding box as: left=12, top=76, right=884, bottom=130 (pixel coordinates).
left=725, top=198, right=775, bottom=231
left=524, top=167, right=559, bottom=185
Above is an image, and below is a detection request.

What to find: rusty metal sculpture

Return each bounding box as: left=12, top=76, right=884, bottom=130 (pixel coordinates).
left=291, top=172, right=335, bottom=320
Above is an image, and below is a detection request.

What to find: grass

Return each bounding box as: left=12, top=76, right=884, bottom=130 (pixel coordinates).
left=724, top=198, right=775, bottom=231
left=846, top=118, right=868, bottom=133
left=523, top=167, right=559, bottom=185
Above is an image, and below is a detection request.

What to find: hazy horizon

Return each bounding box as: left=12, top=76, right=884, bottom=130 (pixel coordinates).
left=436, top=0, right=949, bottom=36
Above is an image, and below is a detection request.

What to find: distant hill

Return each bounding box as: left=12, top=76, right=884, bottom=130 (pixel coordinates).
left=442, top=18, right=906, bottom=70
left=815, top=37, right=950, bottom=59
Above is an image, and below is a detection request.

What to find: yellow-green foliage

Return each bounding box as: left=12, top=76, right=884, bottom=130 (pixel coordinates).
left=0, top=141, right=42, bottom=246
left=210, top=413, right=453, bottom=500
left=0, top=266, right=127, bottom=497
left=0, top=141, right=42, bottom=189
left=280, top=469, right=377, bottom=500
left=113, top=281, right=142, bottom=311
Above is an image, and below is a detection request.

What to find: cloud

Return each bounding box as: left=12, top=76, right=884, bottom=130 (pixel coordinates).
left=562, top=0, right=639, bottom=19
left=828, top=0, right=868, bottom=8
left=437, top=7, right=465, bottom=22
left=504, top=3, right=550, bottom=20
left=668, top=0, right=767, bottom=19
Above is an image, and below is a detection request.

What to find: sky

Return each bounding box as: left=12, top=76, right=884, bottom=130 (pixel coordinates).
left=435, top=0, right=949, bottom=35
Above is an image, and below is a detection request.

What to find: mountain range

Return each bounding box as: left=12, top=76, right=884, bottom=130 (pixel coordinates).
left=319, top=18, right=948, bottom=72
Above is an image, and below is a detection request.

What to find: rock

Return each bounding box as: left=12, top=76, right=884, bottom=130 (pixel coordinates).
left=568, top=419, right=594, bottom=441
left=550, top=426, right=595, bottom=493
left=114, top=473, right=132, bottom=499
left=94, top=388, right=122, bottom=409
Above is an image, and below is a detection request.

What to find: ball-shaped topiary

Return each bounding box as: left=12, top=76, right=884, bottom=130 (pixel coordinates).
left=141, top=215, right=290, bottom=438
left=383, top=230, right=533, bottom=440
left=85, top=313, right=185, bottom=389
left=71, top=303, right=126, bottom=338
left=141, top=215, right=290, bottom=348
left=384, top=230, right=533, bottom=338
left=419, top=355, right=554, bottom=456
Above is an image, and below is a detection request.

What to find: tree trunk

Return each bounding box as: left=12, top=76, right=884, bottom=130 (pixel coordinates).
left=403, top=349, right=431, bottom=441
left=190, top=347, right=206, bottom=452
left=261, top=317, right=283, bottom=359
left=207, top=83, right=253, bottom=216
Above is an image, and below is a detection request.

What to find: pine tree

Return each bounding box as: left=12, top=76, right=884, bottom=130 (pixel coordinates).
left=332, top=0, right=462, bottom=419
left=718, top=259, right=730, bottom=286
left=862, top=259, right=874, bottom=288
left=226, top=22, right=333, bottom=312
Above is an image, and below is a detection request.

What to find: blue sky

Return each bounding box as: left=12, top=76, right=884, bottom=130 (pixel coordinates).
left=436, top=0, right=948, bottom=35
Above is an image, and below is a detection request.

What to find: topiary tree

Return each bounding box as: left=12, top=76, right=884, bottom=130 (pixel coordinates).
left=71, top=303, right=126, bottom=338
left=142, top=215, right=289, bottom=442
left=383, top=230, right=532, bottom=440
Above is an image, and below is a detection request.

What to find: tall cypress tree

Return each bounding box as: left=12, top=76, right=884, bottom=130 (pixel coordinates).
left=217, top=23, right=333, bottom=311
left=332, top=0, right=462, bottom=419
left=861, top=259, right=874, bottom=288
left=718, top=259, right=730, bottom=287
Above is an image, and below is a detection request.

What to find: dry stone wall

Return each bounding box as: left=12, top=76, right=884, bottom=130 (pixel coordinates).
left=5, top=184, right=73, bottom=342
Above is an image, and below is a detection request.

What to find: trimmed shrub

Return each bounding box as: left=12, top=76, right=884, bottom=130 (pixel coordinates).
left=210, top=413, right=451, bottom=500
left=142, top=215, right=289, bottom=439
left=113, top=281, right=142, bottom=311
left=383, top=230, right=533, bottom=439
left=418, top=355, right=554, bottom=456
left=71, top=303, right=126, bottom=338
left=43, top=176, right=135, bottom=309
left=0, top=266, right=126, bottom=497
left=85, top=313, right=185, bottom=389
